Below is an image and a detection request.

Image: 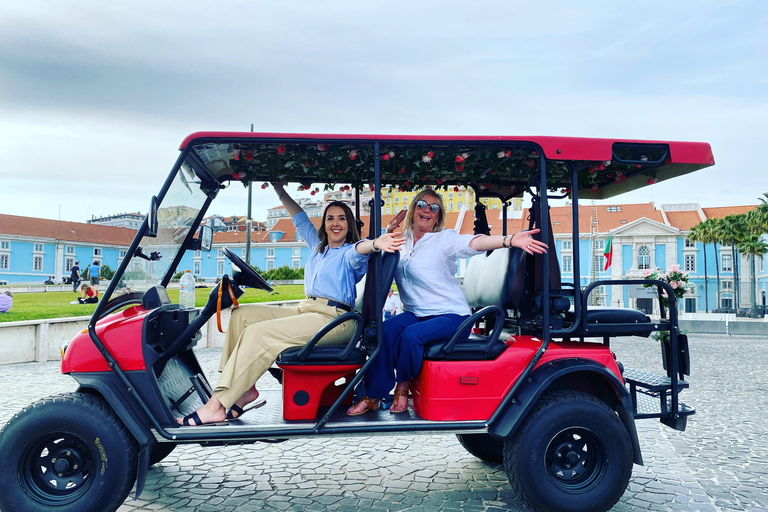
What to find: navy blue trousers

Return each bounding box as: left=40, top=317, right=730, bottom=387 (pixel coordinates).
left=362, top=311, right=470, bottom=398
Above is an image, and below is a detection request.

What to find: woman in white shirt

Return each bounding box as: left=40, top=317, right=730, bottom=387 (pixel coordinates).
left=347, top=188, right=547, bottom=416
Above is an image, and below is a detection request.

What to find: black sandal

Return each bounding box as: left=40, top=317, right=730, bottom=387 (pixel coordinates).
left=226, top=399, right=266, bottom=420
left=180, top=411, right=229, bottom=426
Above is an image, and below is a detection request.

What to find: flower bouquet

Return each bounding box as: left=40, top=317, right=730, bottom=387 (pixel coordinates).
left=642, top=264, right=695, bottom=310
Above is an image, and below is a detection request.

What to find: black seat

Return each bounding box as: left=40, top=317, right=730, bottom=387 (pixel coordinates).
left=277, top=250, right=400, bottom=366
left=422, top=306, right=508, bottom=361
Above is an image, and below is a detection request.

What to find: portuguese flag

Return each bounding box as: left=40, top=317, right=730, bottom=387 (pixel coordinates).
left=603, top=235, right=613, bottom=271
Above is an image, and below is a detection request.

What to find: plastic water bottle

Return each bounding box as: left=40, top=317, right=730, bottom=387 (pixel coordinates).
left=179, top=270, right=196, bottom=308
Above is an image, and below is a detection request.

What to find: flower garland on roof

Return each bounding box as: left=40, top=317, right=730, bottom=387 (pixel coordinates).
left=210, top=141, right=664, bottom=197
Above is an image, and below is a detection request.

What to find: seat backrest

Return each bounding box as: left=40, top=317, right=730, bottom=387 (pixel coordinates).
left=361, top=250, right=399, bottom=325
left=463, top=246, right=525, bottom=310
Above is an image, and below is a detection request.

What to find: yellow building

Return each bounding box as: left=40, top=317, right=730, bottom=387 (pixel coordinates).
left=380, top=186, right=523, bottom=216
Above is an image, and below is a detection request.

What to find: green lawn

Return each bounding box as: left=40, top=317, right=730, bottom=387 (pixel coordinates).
left=0, top=285, right=307, bottom=323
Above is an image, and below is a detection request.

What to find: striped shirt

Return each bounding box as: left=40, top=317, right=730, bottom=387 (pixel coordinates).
left=294, top=212, right=368, bottom=308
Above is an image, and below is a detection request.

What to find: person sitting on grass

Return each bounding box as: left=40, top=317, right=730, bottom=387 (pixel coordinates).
left=77, top=283, right=99, bottom=304
left=0, top=291, right=11, bottom=313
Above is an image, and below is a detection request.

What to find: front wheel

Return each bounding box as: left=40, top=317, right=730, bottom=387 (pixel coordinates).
left=503, top=390, right=633, bottom=512
left=0, top=393, right=138, bottom=512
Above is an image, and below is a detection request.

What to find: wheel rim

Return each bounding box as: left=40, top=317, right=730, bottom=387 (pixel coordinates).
left=544, top=427, right=606, bottom=493
left=19, top=432, right=96, bottom=505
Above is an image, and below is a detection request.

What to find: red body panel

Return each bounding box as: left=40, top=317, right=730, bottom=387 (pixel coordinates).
left=61, top=306, right=149, bottom=373
left=179, top=131, right=714, bottom=165
left=411, top=336, right=622, bottom=421
left=277, top=363, right=361, bottom=420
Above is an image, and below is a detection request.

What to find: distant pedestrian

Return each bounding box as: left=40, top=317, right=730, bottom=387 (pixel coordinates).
left=77, top=283, right=99, bottom=304
left=71, top=261, right=81, bottom=292
left=0, top=291, right=11, bottom=313
left=383, top=287, right=400, bottom=320
left=88, top=261, right=101, bottom=287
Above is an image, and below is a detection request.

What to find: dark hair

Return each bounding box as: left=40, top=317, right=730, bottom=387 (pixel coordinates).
left=316, top=201, right=360, bottom=254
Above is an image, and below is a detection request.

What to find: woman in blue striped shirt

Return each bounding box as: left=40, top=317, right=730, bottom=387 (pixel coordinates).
left=179, top=181, right=404, bottom=426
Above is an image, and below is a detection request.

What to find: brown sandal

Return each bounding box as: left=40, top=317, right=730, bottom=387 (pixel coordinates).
left=346, top=396, right=381, bottom=416
left=390, top=388, right=409, bottom=414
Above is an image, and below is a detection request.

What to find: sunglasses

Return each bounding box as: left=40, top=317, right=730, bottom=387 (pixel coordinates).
left=416, top=199, right=441, bottom=213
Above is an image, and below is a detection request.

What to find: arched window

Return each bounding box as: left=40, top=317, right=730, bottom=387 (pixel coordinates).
left=638, top=246, right=651, bottom=270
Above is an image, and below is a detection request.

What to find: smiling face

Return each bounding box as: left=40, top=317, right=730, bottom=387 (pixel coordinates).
left=323, top=205, right=350, bottom=248
left=411, top=194, right=442, bottom=234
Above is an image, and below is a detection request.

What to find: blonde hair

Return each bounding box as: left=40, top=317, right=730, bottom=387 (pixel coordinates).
left=404, top=189, right=445, bottom=234
left=79, top=283, right=90, bottom=293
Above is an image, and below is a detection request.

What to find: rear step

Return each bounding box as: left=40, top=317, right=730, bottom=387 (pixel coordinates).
left=622, top=367, right=694, bottom=429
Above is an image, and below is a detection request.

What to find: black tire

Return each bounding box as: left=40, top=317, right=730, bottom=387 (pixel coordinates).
left=456, top=433, right=504, bottom=463
left=503, top=390, right=633, bottom=512
left=0, top=393, right=138, bottom=512
left=148, top=442, right=177, bottom=466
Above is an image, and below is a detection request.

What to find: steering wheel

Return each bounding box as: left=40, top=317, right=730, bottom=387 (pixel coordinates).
left=222, top=247, right=273, bottom=292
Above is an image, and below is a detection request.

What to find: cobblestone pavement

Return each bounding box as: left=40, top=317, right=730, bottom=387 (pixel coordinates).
left=0, top=334, right=766, bottom=512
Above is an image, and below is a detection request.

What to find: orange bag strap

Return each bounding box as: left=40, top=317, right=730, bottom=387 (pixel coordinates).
left=216, top=276, right=239, bottom=333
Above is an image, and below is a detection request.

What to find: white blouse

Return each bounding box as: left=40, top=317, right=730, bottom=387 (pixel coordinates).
left=395, top=229, right=482, bottom=317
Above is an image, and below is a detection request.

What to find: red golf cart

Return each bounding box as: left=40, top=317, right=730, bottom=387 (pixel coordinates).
left=0, top=133, right=714, bottom=512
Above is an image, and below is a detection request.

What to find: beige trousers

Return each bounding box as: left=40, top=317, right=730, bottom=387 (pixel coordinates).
left=214, top=299, right=355, bottom=407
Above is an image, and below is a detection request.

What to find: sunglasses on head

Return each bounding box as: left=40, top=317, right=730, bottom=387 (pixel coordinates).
left=416, top=199, right=440, bottom=213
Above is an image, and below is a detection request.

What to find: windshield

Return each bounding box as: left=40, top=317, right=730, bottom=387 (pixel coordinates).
left=111, top=160, right=208, bottom=300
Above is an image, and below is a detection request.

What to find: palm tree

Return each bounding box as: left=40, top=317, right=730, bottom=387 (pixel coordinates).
left=688, top=222, right=710, bottom=312
left=705, top=217, right=723, bottom=309
left=716, top=215, right=749, bottom=309
left=737, top=233, right=768, bottom=307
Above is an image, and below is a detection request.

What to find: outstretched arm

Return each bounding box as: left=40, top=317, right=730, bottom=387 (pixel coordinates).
left=468, top=229, right=548, bottom=254
left=356, top=232, right=406, bottom=255
left=272, top=179, right=303, bottom=218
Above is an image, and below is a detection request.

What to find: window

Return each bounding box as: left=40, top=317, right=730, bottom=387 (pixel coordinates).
left=394, top=206, right=399, bottom=214
left=194, top=261, right=201, bottom=274
left=0, top=254, right=8, bottom=270
left=684, top=238, right=696, bottom=248
left=721, top=297, right=733, bottom=309
left=394, top=197, right=399, bottom=204
left=684, top=298, right=696, bottom=313
left=606, top=206, right=621, bottom=212
left=386, top=207, right=391, bottom=215
left=596, top=239, right=605, bottom=250
left=217, top=260, right=225, bottom=274
left=34, top=243, right=44, bottom=252
left=562, top=240, right=572, bottom=251
left=684, top=254, right=696, bottom=272
left=448, top=203, right=454, bottom=211
left=562, top=255, right=572, bottom=273
left=93, top=248, right=102, bottom=256
left=448, top=192, right=454, bottom=199
left=638, top=246, right=651, bottom=270
left=292, top=247, right=301, bottom=257
left=267, top=248, right=275, bottom=257
left=722, top=280, right=733, bottom=290
left=266, top=260, right=274, bottom=271
left=218, top=249, right=225, bottom=257
left=458, top=192, right=463, bottom=197
left=760, top=255, right=765, bottom=273
left=65, top=258, right=74, bottom=272
left=0, top=241, right=9, bottom=250
left=66, top=246, right=75, bottom=254
left=33, top=255, right=43, bottom=271
left=722, top=253, right=733, bottom=272
left=292, top=260, right=300, bottom=269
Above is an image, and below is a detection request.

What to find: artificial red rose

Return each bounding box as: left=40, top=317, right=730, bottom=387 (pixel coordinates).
left=455, top=155, right=464, bottom=163
left=428, top=151, right=435, bottom=158
left=597, top=164, right=605, bottom=171
left=591, top=184, right=599, bottom=192
left=437, top=178, right=444, bottom=184
left=318, top=144, right=328, bottom=151
left=526, top=160, right=535, bottom=169
left=382, top=153, right=390, bottom=161
left=277, top=145, right=285, bottom=154
left=454, top=186, right=460, bottom=192
left=399, top=166, right=406, bottom=174
left=233, top=150, right=240, bottom=161
left=261, top=182, right=269, bottom=189
left=456, top=164, right=464, bottom=171
left=647, top=178, right=654, bottom=185
left=349, top=150, right=357, bottom=160
left=245, top=152, right=253, bottom=161
left=505, top=150, right=512, bottom=157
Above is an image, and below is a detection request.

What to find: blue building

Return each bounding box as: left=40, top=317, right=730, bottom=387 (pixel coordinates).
left=0, top=214, right=135, bottom=285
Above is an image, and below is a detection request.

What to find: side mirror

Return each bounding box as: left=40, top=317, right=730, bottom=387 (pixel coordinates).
left=146, top=196, right=158, bottom=237
left=199, top=225, right=213, bottom=252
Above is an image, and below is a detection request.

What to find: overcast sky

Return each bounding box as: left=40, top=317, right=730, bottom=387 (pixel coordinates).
left=1, top=1, right=766, bottom=224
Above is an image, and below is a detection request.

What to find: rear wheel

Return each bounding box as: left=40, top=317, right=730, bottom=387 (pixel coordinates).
left=0, top=393, right=137, bottom=512
left=503, top=390, right=633, bottom=512
left=456, top=433, right=504, bottom=463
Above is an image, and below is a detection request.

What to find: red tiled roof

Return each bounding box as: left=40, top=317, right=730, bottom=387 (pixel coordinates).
left=665, top=211, right=704, bottom=231
left=0, top=214, right=135, bottom=246
left=702, top=205, right=757, bottom=220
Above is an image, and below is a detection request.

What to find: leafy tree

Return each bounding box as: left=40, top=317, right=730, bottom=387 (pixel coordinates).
left=688, top=222, right=710, bottom=311
left=100, top=264, right=115, bottom=280
left=717, top=214, right=749, bottom=309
